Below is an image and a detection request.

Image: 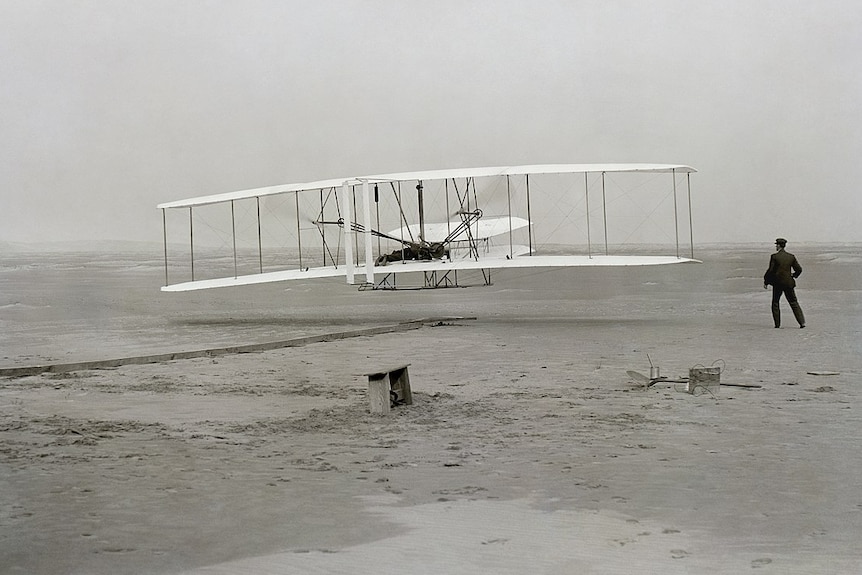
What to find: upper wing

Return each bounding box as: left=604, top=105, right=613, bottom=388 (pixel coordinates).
left=157, top=164, right=696, bottom=210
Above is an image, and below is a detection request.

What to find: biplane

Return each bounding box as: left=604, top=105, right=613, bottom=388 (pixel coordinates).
left=157, top=164, right=699, bottom=292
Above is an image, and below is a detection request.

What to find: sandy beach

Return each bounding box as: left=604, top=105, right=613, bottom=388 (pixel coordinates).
left=2, top=245, right=861, bottom=574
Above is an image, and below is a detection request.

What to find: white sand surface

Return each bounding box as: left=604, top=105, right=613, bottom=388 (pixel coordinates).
left=2, top=247, right=862, bottom=574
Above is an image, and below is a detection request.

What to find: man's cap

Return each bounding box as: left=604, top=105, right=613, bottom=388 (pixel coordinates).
left=775, top=238, right=787, bottom=246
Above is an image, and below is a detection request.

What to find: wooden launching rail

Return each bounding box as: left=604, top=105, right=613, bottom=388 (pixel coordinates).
left=0, top=317, right=474, bottom=378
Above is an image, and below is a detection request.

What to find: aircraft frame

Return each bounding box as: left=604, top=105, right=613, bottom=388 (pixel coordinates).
left=157, top=164, right=698, bottom=292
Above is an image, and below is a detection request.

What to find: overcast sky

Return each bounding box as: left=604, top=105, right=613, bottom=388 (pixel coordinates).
left=2, top=0, right=860, bottom=246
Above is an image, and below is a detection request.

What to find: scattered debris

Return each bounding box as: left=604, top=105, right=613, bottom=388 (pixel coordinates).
left=626, top=370, right=650, bottom=385
left=807, top=371, right=840, bottom=376
left=627, top=358, right=760, bottom=392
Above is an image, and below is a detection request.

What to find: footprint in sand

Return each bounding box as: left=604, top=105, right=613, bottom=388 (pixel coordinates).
left=99, top=547, right=137, bottom=554
left=751, top=557, right=772, bottom=568
left=481, top=538, right=509, bottom=545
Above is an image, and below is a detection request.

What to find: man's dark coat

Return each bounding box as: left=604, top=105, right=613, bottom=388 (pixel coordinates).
left=764, top=249, right=802, bottom=288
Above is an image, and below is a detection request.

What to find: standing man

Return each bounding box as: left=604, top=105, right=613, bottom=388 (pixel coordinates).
left=763, top=238, right=806, bottom=328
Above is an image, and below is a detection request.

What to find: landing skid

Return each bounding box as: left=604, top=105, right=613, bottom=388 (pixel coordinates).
left=357, top=269, right=493, bottom=291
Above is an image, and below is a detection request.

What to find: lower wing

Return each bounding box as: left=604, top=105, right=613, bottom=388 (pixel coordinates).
left=161, top=250, right=699, bottom=292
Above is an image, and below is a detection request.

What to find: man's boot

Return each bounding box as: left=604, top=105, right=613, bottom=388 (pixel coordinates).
left=790, top=301, right=806, bottom=328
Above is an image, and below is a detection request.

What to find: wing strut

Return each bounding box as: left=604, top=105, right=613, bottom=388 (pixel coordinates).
left=525, top=174, right=533, bottom=255
left=506, top=176, right=512, bottom=257
left=320, top=189, right=326, bottom=266
left=687, top=172, right=695, bottom=259
left=352, top=185, right=359, bottom=266
left=293, top=193, right=300, bottom=271
left=602, top=172, right=608, bottom=256
left=584, top=173, right=592, bottom=258
left=315, top=188, right=342, bottom=268
left=231, top=200, right=237, bottom=278
left=361, top=180, right=374, bottom=284
left=257, top=197, right=264, bottom=273
left=672, top=168, right=680, bottom=258
left=162, top=208, right=168, bottom=286
left=374, top=184, right=381, bottom=255
left=189, top=207, right=195, bottom=281
left=445, top=179, right=452, bottom=240
left=343, top=181, right=354, bottom=284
